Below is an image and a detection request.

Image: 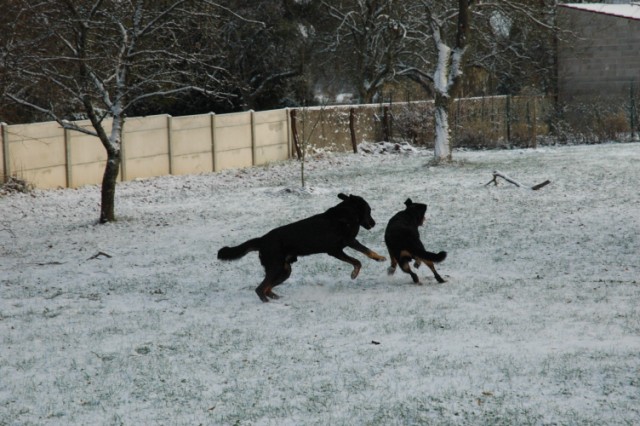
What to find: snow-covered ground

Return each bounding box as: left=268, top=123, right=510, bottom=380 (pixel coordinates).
left=1, top=141, right=639, bottom=425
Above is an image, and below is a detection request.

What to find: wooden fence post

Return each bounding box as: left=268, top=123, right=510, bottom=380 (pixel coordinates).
left=285, top=107, right=292, bottom=159
left=1, top=122, right=8, bottom=183
left=349, top=108, right=358, bottom=153
left=290, top=109, right=302, bottom=159
left=532, top=98, right=538, bottom=149
left=506, top=95, right=512, bottom=144
left=383, top=106, right=390, bottom=142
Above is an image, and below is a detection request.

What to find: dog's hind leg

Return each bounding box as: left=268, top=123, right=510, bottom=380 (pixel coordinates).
left=328, top=250, right=362, bottom=279
left=399, top=258, right=420, bottom=284
left=268, top=261, right=293, bottom=300
left=255, top=274, right=276, bottom=302
left=257, top=261, right=293, bottom=301
left=423, top=260, right=446, bottom=283
left=413, top=250, right=447, bottom=283
left=255, top=263, right=287, bottom=302
left=387, top=251, right=398, bottom=275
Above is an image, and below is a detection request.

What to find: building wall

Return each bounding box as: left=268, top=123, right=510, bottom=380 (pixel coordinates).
left=558, top=6, right=640, bottom=102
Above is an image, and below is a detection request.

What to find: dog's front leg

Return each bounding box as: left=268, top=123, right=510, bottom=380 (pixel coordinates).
left=348, top=239, right=387, bottom=262
left=328, top=250, right=362, bottom=279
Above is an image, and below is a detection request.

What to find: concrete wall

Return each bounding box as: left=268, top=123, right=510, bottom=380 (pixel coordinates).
left=558, top=6, right=640, bottom=102
left=2, top=121, right=67, bottom=189
left=1, top=96, right=552, bottom=189
left=1, top=109, right=291, bottom=189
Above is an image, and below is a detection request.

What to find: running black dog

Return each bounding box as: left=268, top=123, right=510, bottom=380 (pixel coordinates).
left=218, top=193, right=386, bottom=302
left=384, top=198, right=447, bottom=284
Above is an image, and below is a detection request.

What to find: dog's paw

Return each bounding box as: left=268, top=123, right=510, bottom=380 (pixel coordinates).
left=351, top=265, right=361, bottom=279
left=376, top=256, right=387, bottom=262
left=387, top=266, right=396, bottom=275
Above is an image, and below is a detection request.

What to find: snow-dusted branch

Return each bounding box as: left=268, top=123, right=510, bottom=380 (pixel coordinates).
left=485, top=171, right=551, bottom=191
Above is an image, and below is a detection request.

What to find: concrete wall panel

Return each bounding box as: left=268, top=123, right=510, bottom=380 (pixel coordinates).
left=254, top=143, right=288, bottom=166
left=172, top=152, right=213, bottom=175
left=20, top=165, right=67, bottom=189
left=71, top=161, right=110, bottom=188
left=125, top=155, right=171, bottom=181
left=171, top=115, right=212, bottom=156
left=7, top=122, right=65, bottom=172
left=215, top=147, right=252, bottom=171
left=214, top=123, right=252, bottom=152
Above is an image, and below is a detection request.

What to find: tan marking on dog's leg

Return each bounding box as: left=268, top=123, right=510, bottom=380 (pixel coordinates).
left=255, top=282, right=271, bottom=303
left=366, top=249, right=387, bottom=262
left=417, top=259, right=446, bottom=283
left=399, top=250, right=412, bottom=258
left=399, top=260, right=420, bottom=284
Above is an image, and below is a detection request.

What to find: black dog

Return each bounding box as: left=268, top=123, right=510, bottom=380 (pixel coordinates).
left=218, top=193, right=386, bottom=302
left=384, top=198, right=447, bottom=284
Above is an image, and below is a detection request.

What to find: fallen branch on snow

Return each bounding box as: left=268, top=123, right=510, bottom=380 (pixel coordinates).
left=1, top=227, right=16, bottom=238
left=485, top=170, right=551, bottom=190
left=88, top=251, right=113, bottom=260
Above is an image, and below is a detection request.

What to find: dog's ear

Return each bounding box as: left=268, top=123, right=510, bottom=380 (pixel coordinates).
left=404, top=198, right=413, bottom=207
left=338, top=193, right=349, bottom=201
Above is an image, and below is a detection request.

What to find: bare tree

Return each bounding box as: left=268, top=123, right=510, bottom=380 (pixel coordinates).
left=217, top=0, right=309, bottom=111
left=2, top=0, right=229, bottom=222
left=320, top=0, right=422, bottom=104
left=399, top=0, right=556, bottom=161
left=319, top=0, right=473, bottom=159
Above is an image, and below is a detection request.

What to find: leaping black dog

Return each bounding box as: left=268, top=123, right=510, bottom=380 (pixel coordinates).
left=384, top=198, right=447, bottom=284
left=218, top=193, right=386, bottom=302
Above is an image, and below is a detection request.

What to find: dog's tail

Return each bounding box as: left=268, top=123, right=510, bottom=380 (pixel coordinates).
left=217, top=238, right=261, bottom=260
left=415, top=249, right=447, bottom=263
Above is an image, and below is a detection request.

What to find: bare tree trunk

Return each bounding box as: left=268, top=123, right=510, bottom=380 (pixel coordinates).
left=431, top=0, right=470, bottom=163
left=100, top=154, right=121, bottom=223
left=290, top=109, right=303, bottom=159
left=434, top=92, right=452, bottom=161
left=349, top=108, right=358, bottom=153
left=83, top=95, right=123, bottom=224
